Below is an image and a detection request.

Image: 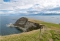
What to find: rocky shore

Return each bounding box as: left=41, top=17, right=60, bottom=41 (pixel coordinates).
left=13, top=17, right=44, bottom=32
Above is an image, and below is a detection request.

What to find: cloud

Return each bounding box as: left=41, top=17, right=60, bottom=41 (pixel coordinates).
left=43, top=11, right=60, bottom=14
left=41, top=7, right=60, bottom=14
left=0, top=0, right=60, bottom=15
left=48, top=7, right=60, bottom=11
left=0, top=10, right=15, bottom=14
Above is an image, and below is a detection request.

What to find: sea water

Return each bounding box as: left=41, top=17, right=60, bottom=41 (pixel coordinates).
left=0, top=15, right=60, bottom=36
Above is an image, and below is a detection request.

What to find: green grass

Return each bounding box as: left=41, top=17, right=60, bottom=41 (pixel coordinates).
left=0, top=20, right=60, bottom=41
left=34, top=20, right=60, bottom=28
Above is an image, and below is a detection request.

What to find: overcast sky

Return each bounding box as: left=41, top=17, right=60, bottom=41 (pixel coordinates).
left=0, top=0, right=60, bottom=15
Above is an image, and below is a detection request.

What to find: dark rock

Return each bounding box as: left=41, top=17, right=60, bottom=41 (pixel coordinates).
left=14, top=17, right=44, bottom=32
left=14, top=17, right=28, bottom=27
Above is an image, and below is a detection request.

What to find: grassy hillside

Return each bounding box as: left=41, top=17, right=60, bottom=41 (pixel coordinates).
left=0, top=20, right=60, bottom=41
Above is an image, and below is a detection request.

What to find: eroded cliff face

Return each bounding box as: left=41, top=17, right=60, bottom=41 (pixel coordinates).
left=14, top=17, right=44, bottom=32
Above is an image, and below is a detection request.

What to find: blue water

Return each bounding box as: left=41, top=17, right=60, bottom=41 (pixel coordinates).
left=0, top=16, right=22, bottom=36
left=0, top=15, right=60, bottom=36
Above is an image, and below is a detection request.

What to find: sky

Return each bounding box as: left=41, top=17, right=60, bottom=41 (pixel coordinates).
left=0, top=0, right=60, bottom=15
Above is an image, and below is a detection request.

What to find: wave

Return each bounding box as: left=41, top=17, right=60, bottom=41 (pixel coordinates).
left=6, top=23, right=14, bottom=27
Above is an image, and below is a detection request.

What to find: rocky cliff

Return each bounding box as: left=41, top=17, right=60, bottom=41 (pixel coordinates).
left=14, top=17, right=44, bottom=32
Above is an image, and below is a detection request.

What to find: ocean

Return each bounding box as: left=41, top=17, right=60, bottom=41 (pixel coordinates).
left=0, top=15, right=60, bottom=36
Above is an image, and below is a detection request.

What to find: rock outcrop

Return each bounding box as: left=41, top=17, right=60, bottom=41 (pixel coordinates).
left=14, top=17, right=44, bottom=32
